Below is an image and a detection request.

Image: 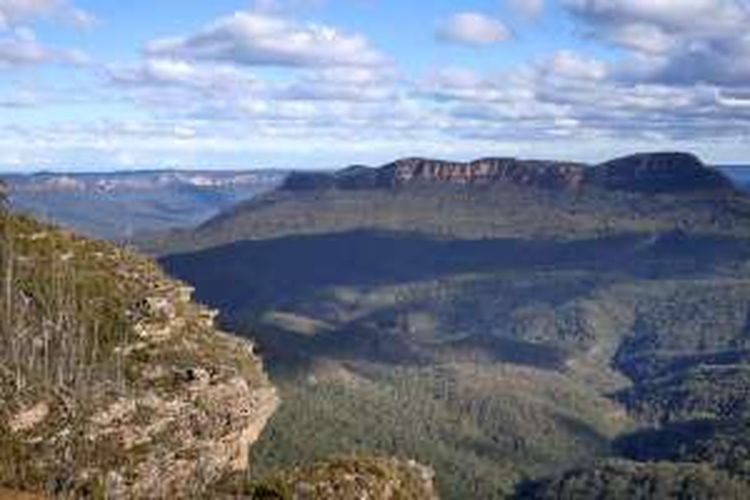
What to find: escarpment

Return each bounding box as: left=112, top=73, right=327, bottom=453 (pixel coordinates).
left=283, top=157, right=588, bottom=191
left=281, top=152, right=734, bottom=195
left=0, top=211, right=279, bottom=498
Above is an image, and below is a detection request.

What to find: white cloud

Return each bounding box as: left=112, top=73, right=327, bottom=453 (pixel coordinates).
left=108, top=58, right=261, bottom=94
left=0, top=0, right=95, bottom=30
left=565, top=0, right=750, bottom=86
left=0, top=0, right=93, bottom=70
left=544, top=51, right=608, bottom=81
left=0, top=26, right=88, bottom=67
left=415, top=46, right=750, bottom=146
left=278, top=67, right=398, bottom=102
left=565, top=0, right=747, bottom=35
left=5, top=1, right=749, bottom=168
left=437, top=12, right=511, bottom=46
left=146, top=11, right=386, bottom=68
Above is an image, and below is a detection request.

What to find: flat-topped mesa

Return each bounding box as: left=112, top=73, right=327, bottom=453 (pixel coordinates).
left=586, top=152, right=735, bottom=193
left=386, top=157, right=587, bottom=190
left=283, top=157, right=588, bottom=192
left=281, top=152, right=736, bottom=195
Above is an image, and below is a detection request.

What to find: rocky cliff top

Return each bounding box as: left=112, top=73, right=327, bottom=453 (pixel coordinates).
left=217, top=456, right=439, bottom=499
left=281, top=152, right=734, bottom=195
left=0, top=211, right=440, bottom=499
left=0, top=212, right=278, bottom=498
left=283, top=157, right=587, bottom=191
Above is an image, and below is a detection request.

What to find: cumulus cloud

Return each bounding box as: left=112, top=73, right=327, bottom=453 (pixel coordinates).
left=6, top=1, right=749, bottom=168
left=0, top=0, right=93, bottom=69
left=108, top=59, right=261, bottom=94
left=565, top=0, right=750, bottom=86
left=279, top=67, right=398, bottom=102
left=565, top=0, right=747, bottom=36
left=0, top=26, right=88, bottom=67
left=415, top=44, right=750, bottom=146
left=437, top=12, right=511, bottom=46
left=0, top=0, right=95, bottom=29
left=146, top=11, right=386, bottom=68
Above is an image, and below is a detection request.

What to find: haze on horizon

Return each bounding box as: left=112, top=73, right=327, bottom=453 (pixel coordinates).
left=0, top=0, right=749, bottom=171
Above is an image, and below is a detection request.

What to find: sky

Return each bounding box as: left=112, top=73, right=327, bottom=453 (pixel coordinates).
left=0, top=0, right=748, bottom=171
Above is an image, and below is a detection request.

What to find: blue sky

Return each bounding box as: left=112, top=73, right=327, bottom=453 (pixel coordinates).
left=0, top=0, right=748, bottom=171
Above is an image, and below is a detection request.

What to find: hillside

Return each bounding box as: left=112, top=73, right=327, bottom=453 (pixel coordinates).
left=156, top=152, right=750, bottom=498
left=2, top=170, right=285, bottom=240
left=0, top=186, right=440, bottom=499
left=0, top=203, right=280, bottom=497
left=148, top=153, right=748, bottom=255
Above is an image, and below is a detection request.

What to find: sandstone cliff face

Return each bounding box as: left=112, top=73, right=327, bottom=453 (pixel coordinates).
left=284, top=158, right=587, bottom=192
left=386, top=157, right=586, bottom=190
left=281, top=152, right=733, bottom=195
left=0, top=212, right=279, bottom=498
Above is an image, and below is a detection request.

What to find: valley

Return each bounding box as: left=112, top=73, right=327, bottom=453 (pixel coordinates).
left=3, top=152, right=750, bottom=498
left=151, top=153, right=750, bottom=498
left=1, top=170, right=285, bottom=240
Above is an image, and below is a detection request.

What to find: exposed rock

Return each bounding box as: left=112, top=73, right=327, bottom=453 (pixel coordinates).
left=8, top=403, right=49, bottom=434
left=0, top=489, right=43, bottom=500
left=281, top=152, right=734, bottom=195
left=283, top=157, right=587, bottom=192
left=386, top=157, right=586, bottom=190
left=218, top=456, right=439, bottom=499
left=0, top=212, right=279, bottom=499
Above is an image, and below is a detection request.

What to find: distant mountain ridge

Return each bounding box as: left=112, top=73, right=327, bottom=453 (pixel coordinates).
left=5, top=169, right=284, bottom=193
left=283, top=152, right=734, bottom=194
left=2, top=169, right=286, bottom=239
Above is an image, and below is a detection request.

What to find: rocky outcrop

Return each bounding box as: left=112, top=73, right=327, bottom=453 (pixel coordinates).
left=219, top=456, right=439, bottom=499
left=386, top=157, right=586, bottom=190
left=281, top=152, right=734, bottom=195
left=1, top=211, right=443, bottom=500
left=283, top=158, right=587, bottom=192
left=586, top=152, right=734, bottom=193
left=0, top=212, right=279, bottom=498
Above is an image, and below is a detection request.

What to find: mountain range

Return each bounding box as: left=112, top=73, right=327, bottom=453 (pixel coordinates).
left=3, top=152, right=750, bottom=498
left=1, top=170, right=285, bottom=240
left=1, top=159, right=748, bottom=244
left=141, top=152, right=750, bottom=498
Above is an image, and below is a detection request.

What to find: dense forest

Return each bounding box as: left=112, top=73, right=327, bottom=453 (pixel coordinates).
left=159, top=154, right=750, bottom=498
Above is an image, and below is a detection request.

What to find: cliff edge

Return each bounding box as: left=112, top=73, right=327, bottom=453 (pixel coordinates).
left=281, top=152, right=733, bottom=195
left=0, top=209, right=279, bottom=498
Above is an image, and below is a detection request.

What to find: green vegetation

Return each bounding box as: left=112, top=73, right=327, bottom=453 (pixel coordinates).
left=0, top=212, right=158, bottom=395
left=156, top=167, right=750, bottom=499
left=148, top=184, right=750, bottom=255
left=4, top=170, right=284, bottom=240
left=218, top=456, right=436, bottom=499
left=0, top=206, right=273, bottom=497
left=522, top=460, right=749, bottom=499
left=249, top=363, right=628, bottom=499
